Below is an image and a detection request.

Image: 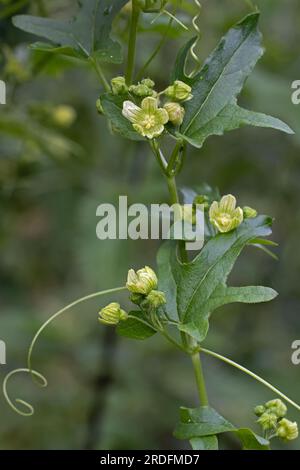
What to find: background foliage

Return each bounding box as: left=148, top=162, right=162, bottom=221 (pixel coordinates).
left=0, top=0, right=300, bottom=449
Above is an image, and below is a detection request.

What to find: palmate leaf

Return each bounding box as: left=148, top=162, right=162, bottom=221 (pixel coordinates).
left=157, top=216, right=278, bottom=342
left=170, top=13, right=293, bottom=148
left=13, top=0, right=128, bottom=62
left=174, top=406, right=270, bottom=450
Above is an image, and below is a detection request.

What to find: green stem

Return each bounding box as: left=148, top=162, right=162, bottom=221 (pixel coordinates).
left=200, top=347, right=300, bottom=413
left=125, top=0, right=140, bottom=85
left=91, top=58, right=110, bottom=92
left=135, top=14, right=173, bottom=81
left=191, top=352, right=209, bottom=406
left=151, top=140, right=209, bottom=405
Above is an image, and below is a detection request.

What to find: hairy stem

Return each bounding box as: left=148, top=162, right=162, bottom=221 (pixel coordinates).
left=125, top=0, right=140, bottom=85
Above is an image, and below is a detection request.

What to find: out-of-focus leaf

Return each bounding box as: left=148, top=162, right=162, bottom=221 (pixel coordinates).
left=13, top=0, right=128, bottom=62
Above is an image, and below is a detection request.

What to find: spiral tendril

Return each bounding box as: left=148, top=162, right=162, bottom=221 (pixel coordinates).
left=188, top=0, right=202, bottom=78
left=3, top=368, right=48, bottom=417
left=3, top=286, right=126, bottom=417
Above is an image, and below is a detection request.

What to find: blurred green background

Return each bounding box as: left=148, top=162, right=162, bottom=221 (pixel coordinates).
left=0, top=0, right=300, bottom=450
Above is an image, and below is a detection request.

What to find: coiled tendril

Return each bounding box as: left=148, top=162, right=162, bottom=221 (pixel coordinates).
left=188, top=0, right=202, bottom=77
left=2, top=287, right=126, bottom=416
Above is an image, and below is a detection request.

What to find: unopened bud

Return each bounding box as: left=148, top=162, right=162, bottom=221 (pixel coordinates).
left=165, top=80, right=192, bottom=101
left=164, top=102, right=185, bottom=126
left=277, top=418, right=298, bottom=441
left=126, top=266, right=158, bottom=295
left=111, top=76, right=128, bottom=95
left=243, top=206, right=257, bottom=219
left=98, top=302, right=128, bottom=325
left=254, top=405, right=265, bottom=417
left=265, top=399, right=287, bottom=418
left=142, top=290, right=166, bottom=309
left=257, top=412, right=278, bottom=431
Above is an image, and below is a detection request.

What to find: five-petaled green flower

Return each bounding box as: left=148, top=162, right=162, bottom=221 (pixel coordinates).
left=122, top=97, right=168, bottom=139
left=209, top=194, right=244, bottom=233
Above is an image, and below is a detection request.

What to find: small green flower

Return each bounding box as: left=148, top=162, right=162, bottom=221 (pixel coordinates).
left=111, top=76, right=128, bottom=95
left=98, top=302, right=128, bottom=325
left=254, top=405, right=266, bottom=417
left=265, top=399, right=287, bottom=418
left=277, top=418, right=299, bottom=441
left=209, top=194, right=244, bottom=233
left=142, top=290, right=166, bottom=309
left=164, top=102, right=185, bottom=126
left=243, top=206, right=258, bottom=219
left=129, top=83, right=154, bottom=97
left=126, top=266, right=158, bottom=295
left=257, top=412, right=278, bottom=431
left=122, top=97, right=169, bottom=139
left=141, top=78, right=155, bottom=88
left=165, top=80, right=193, bottom=101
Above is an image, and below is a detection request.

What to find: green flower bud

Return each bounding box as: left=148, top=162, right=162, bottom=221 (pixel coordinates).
left=141, top=78, right=155, bottom=88
left=193, top=195, right=210, bottom=210
left=111, top=76, right=128, bottom=95
left=265, top=399, right=287, bottom=418
left=243, top=206, right=258, bottom=219
left=96, top=98, right=104, bottom=114
left=142, top=290, right=166, bottom=309
left=254, top=405, right=266, bottom=417
left=126, top=266, right=158, bottom=295
left=98, top=302, right=128, bottom=325
left=257, top=412, right=278, bottom=431
left=209, top=194, right=244, bottom=233
left=165, top=80, right=193, bottom=102
left=122, top=97, right=168, bottom=139
left=129, top=83, right=154, bottom=97
left=164, top=102, right=185, bottom=126
left=277, top=418, right=299, bottom=441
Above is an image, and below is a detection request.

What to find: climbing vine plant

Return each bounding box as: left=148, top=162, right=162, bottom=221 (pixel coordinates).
left=4, top=0, right=300, bottom=450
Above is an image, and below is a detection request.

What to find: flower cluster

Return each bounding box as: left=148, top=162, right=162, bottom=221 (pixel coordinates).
left=255, top=399, right=298, bottom=442
left=98, top=266, right=166, bottom=328
left=209, top=194, right=257, bottom=233
left=109, top=75, right=192, bottom=139
left=126, top=266, right=166, bottom=310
